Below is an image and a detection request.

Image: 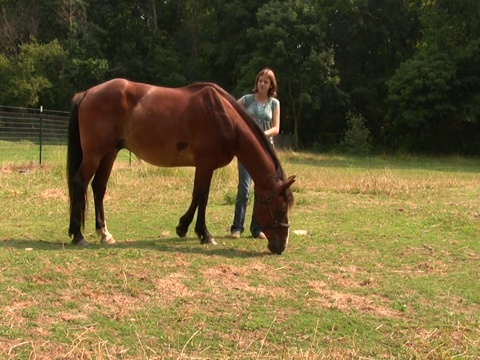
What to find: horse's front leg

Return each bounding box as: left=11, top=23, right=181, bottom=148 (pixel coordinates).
left=194, top=184, right=216, bottom=245
left=193, top=168, right=216, bottom=245
left=176, top=201, right=196, bottom=238
left=176, top=168, right=216, bottom=245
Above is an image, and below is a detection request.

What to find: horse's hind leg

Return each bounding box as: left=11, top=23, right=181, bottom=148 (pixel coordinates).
left=92, top=150, right=118, bottom=244
left=69, top=174, right=89, bottom=246
left=69, top=158, right=99, bottom=246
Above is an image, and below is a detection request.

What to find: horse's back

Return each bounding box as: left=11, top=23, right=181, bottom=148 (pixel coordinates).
left=76, top=79, right=237, bottom=168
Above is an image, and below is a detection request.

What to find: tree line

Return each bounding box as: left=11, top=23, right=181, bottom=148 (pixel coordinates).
left=1, top=0, right=479, bottom=153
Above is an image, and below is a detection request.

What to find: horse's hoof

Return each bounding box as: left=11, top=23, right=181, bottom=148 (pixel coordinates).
left=201, top=236, right=217, bottom=245
left=100, top=235, right=116, bottom=244
left=176, top=225, right=187, bottom=238
left=97, top=228, right=116, bottom=244
left=72, top=237, right=88, bottom=247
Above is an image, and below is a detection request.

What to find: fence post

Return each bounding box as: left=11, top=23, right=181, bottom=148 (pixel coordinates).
left=39, top=106, right=43, bottom=164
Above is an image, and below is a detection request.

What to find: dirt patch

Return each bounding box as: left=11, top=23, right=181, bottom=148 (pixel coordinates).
left=0, top=162, right=52, bottom=174
left=394, top=259, right=451, bottom=276
left=327, top=265, right=376, bottom=289
left=154, top=272, right=196, bottom=302
left=308, top=280, right=403, bottom=318
left=56, top=282, right=152, bottom=323
left=203, top=263, right=289, bottom=299
left=41, top=188, right=68, bottom=201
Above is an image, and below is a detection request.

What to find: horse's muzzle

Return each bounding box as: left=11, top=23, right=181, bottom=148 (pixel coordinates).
left=268, top=242, right=285, bottom=255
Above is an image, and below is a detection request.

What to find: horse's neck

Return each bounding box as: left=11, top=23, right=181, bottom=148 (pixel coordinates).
left=235, top=134, right=277, bottom=191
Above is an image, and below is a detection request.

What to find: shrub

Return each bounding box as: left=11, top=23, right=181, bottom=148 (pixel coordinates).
left=341, top=112, right=372, bottom=154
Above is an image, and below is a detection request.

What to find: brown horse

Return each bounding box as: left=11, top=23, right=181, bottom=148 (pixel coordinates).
left=67, top=78, right=295, bottom=254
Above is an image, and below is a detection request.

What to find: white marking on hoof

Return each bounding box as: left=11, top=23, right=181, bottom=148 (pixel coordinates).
left=97, top=224, right=116, bottom=244
left=100, top=233, right=116, bottom=244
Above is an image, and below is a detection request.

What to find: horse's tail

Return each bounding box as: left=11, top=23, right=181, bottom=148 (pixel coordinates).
left=67, top=91, right=87, bottom=235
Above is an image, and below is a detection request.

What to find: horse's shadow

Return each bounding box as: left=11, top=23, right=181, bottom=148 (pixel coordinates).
left=0, top=237, right=270, bottom=259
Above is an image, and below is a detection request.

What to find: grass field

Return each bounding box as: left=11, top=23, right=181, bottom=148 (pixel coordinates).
left=0, top=143, right=479, bottom=359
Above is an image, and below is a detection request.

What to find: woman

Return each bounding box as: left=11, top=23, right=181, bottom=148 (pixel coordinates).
left=230, top=68, right=281, bottom=239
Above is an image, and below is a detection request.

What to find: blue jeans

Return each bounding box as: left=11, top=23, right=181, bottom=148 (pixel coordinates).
left=230, top=161, right=262, bottom=237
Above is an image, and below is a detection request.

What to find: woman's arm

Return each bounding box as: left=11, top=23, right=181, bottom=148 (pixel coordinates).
left=264, top=102, right=280, bottom=138
left=237, top=97, right=244, bottom=108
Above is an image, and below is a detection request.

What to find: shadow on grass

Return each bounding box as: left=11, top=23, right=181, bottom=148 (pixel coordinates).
left=0, top=237, right=270, bottom=258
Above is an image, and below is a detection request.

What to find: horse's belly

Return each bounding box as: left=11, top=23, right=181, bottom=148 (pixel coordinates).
left=127, top=141, right=195, bottom=167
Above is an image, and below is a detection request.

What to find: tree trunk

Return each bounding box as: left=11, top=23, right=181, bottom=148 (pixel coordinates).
left=152, top=0, right=158, bottom=34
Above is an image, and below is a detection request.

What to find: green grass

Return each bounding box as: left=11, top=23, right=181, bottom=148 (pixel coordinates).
left=0, top=145, right=479, bottom=359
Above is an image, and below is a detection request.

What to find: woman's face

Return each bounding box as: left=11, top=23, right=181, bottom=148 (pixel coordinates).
left=257, top=75, right=271, bottom=94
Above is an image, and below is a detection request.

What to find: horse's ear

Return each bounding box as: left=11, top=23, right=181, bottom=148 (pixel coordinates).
left=279, top=175, right=295, bottom=193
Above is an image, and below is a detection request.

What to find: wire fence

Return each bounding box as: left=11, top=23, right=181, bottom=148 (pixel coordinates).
left=0, top=105, right=136, bottom=165
left=0, top=105, right=68, bottom=143
left=0, top=106, right=69, bottom=164
left=0, top=105, right=69, bottom=164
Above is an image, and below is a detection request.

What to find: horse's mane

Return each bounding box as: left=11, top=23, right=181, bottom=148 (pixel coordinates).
left=191, top=82, right=287, bottom=182
left=202, top=82, right=294, bottom=208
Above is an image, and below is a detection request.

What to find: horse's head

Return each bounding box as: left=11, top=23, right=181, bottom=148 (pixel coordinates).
left=256, top=176, right=295, bottom=254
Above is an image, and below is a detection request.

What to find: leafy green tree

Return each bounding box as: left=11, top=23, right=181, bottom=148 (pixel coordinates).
left=386, top=48, right=456, bottom=151
left=164, top=0, right=215, bottom=82
left=0, top=55, right=14, bottom=105
left=0, top=0, right=42, bottom=55
left=239, top=0, right=338, bottom=149
left=0, top=39, right=68, bottom=107
left=145, top=45, right=186, bottom=87
left=386, top=0, right=480, bottom=152
left=85, top=1, right=156, bottom=81
left=324, top=0, right=421, bottom=148
left=200, top=0, right=269, bottom=91
left=456, top=39, right=480, bottom=124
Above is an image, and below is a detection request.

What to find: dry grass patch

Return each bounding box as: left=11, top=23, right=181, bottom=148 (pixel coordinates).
left=0, top=161, right=40, bottom=174
left=203, top=262, right=287, bottom=297
left=155, top=272, right=197, bottom=302
left=308, top=280, right=404, bottom=319
left=40, top=188, right=68, bottom=201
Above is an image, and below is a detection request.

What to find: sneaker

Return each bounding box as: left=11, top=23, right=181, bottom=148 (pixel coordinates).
left=255, top=232, right=267, bottom=239
left=230, top=231, right=241, bottom=239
